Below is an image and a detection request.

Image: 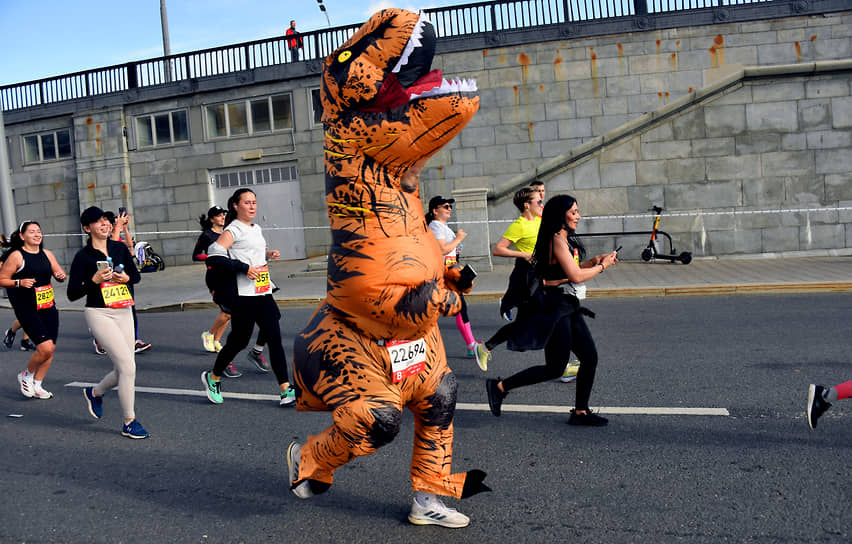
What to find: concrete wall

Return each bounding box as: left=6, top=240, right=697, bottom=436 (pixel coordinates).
left=3, top=10, right=851, bottom=266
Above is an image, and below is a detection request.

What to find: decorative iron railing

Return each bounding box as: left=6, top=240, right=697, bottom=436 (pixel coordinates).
left=0, top=0, right=780, bottom=112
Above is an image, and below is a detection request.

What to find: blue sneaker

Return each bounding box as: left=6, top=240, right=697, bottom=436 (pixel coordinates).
left=83, top=386, right=102, bottom=419
left=121, top=419, right=149, bottom=439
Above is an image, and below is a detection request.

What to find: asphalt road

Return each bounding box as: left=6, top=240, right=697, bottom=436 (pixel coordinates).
left=1, top=293, right=850, bottom=543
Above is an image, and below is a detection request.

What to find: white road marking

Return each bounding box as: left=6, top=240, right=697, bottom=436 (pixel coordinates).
left=66, top=382, right=729, bottom=416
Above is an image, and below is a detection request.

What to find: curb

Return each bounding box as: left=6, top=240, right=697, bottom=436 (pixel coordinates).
left=2, top=282, right=849, bottom=313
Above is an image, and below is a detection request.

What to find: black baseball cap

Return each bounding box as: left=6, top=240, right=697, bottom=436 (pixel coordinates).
left=80, top=206, right=107, bottom=226
left=207, top=206, right=227, bottom=218
left=428, top=195, right=455, bottom=211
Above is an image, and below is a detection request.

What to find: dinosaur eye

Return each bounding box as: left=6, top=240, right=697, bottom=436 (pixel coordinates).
left=338, top=51, right=352, bottom=63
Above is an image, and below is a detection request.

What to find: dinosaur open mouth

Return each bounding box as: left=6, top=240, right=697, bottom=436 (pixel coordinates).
left=362, top=12, right=477, bottom=112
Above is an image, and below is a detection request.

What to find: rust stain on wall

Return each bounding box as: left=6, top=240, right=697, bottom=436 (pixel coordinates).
left=95, top=123, right=101, bottom=155
left=528, top=122, right=534, bottom=142
left=670, top=52, right=678, bottom=71
left=794, top=42, right=802, bottom=63
left=499, top=54, right=506, bottom=63
left=709, top=35, right=725, bottom=68
left=513, top=85, right=519, bottom=105
left=810, top=35, right=818, bottom=42
left=590, top=47, right=599, bottom=96
left=688, top=87, right=693, bottom=93
left=518, top=52, right=530, bottom=86
left=617, top=43, right=624, bottom=74
left=483, top=50, right=489, bottom=57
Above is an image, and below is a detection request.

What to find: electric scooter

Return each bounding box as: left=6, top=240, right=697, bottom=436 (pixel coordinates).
left=640, top=206, right=692, bottom=264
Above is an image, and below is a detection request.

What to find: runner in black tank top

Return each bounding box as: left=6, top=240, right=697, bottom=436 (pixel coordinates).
left=0, top=221, right=67, bottom=399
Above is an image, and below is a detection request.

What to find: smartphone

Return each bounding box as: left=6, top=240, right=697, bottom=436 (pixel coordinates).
left=118, top=206, right=127, bottom=217
left=457, top=264, right=477, bottom=290
left=96, top=261, right=110, bottom=271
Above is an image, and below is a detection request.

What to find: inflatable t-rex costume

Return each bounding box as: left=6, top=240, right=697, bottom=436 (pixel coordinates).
left=291, top=8, right=489, bottom=500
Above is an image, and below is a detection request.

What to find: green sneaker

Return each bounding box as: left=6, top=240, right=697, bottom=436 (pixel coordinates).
left=280, top=386, right=296, bottom=407
left=202, top=371, right=223, bottom=404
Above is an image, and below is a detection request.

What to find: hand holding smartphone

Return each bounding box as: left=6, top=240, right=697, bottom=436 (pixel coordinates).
left=457, top=264, right=477, bottom=291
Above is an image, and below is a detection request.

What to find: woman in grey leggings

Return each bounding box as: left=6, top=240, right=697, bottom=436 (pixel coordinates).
left=67, top=206, right=148, bottom=439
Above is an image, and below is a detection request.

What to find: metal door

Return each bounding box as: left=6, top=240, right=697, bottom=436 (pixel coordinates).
left=211, top=163, right=306, bottom=260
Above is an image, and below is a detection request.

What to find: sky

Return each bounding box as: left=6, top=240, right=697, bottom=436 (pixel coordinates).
left=0, top=0, right=473, bottom=87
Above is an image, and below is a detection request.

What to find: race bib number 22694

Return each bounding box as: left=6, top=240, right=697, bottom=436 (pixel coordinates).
left=387, top=338, right=427, bottom=383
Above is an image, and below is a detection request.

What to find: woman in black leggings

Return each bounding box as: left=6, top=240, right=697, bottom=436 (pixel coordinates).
left=485, top=195, right=618, bottom=426
left=201, top=188, right=294, bottom=406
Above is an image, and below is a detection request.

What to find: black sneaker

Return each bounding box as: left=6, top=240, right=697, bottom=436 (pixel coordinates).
left=3, top=328, right=15, bottom=349
left=807, top=384, right=832, bottom=429
left=568, top=409, right=608, bottom=427
left=485, top=378, right=506, bottom=417
left=20, top=338, right=37, bottom=351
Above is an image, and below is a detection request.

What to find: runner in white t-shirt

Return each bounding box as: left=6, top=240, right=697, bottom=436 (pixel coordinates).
left=426, top=195, right=486, bottom=371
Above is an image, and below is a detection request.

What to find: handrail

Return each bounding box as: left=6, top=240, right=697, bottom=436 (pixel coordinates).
left=0, top=0, right=782, bottom=112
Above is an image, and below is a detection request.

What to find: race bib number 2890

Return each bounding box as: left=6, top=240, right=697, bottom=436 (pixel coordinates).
left=387, top=338, right=427, bottom=383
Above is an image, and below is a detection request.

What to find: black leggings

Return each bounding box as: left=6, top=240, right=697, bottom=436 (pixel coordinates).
left=458, top=294, right=470, bottom=323
left=213, top=295, right=289, bottom=385
left=501, top=311, right=599, bottom=411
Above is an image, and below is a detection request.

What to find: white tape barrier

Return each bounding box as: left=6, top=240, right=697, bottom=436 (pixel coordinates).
left=41, top=205, right=852, bottom=238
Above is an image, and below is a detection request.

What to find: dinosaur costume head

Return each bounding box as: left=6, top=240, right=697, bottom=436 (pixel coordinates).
left=321, top=8, right=479, bottom=340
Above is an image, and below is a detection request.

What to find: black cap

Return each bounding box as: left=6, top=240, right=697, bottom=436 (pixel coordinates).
left=80, top=206, right=106, bottom=226
left=428, top=195, right=455, bottom=211
left=207, top=206, right=227, bottom=219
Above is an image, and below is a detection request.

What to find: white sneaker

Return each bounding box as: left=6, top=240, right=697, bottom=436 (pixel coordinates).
left=286, top=442, right=313, bottom=499
left=32, top=384, right=53, bottom=399
left=201, top=331, right=216, bottom=352
left=17, top=371, right=34, bottom=398
left=213, top=341, right=223, bottom=352
left=408, top=494, right=470, bottom=528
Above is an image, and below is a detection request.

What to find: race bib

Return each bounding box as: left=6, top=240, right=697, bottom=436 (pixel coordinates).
left=444, top=255, right=458, bottom=266
left=35, top=284, right=54, bottom=310
left=100, top=282, right=134, bottom=308
left=387, top=338, right=427, bottom=383
left=254, top=265, right=271, bottom=294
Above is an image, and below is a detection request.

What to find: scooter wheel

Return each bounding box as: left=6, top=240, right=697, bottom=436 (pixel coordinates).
left=679, top=252, right=692, bottom=265
left=641, top=248, right=653, bottom=261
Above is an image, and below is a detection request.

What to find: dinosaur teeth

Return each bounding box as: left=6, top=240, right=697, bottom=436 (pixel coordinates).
left=408, top=77, right=478, bottom=100
left=392, top=12, right=430, bottom=74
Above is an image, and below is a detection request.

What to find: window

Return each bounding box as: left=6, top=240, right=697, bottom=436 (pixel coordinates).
left=22, top=128, right=73, bottom=163
left=211, top=163, right=299, bottom=189
left=135, top=109, right=189, bottom=148
left=204, top=94, right=293, bottom=139
left=309, top=88, right=323, bottom=126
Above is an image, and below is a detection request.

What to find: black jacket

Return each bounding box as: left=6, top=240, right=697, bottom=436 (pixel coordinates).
left=67, top=240, right=141, bottom=308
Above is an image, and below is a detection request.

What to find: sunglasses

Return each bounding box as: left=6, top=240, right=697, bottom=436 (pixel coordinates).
left=439, top=204, right=453, bottom=210
left=528, top=200, right=543, bottom=206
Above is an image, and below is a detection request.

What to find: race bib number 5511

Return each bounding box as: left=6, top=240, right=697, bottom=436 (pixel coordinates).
left=387, top=338, right=427, bottom=383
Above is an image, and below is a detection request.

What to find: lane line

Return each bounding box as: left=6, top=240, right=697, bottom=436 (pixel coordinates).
left=66, top=382, right=729, bottom=416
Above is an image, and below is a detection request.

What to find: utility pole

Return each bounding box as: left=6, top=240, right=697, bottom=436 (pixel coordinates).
left=161, top=0, right=172, bottom=82
left=317, top=0, right=331, bottom=28
left=0, top=108, right=16, bottom=236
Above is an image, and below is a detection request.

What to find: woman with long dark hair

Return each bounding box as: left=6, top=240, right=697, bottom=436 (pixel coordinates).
left=485, top=194, right=618, bottom=426
left=0, top=221, right=67, bottom=398
left=193, top=205, right=269, bottom=375
left=201, top=188, right=295, bottom=406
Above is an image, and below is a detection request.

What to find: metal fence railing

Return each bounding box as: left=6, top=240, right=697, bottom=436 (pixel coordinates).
left=0, top=0, right=780, bottom=112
